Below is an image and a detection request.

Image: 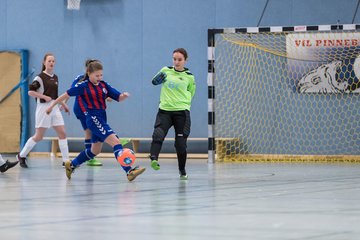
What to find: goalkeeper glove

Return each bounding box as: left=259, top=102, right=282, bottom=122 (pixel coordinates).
left=152, top=72, right=167, bottom=85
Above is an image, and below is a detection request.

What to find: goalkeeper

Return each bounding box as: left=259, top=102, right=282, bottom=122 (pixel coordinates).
left=149, top=48, right=196, bottom=180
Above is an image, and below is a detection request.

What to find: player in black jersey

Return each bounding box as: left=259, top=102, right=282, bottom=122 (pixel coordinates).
left=16, top=53, right=70, bottom=168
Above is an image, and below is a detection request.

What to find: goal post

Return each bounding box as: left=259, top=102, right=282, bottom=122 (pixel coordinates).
left=208, top=25, right=360, bottom=163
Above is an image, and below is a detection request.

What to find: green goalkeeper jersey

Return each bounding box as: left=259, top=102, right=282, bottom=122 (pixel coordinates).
left=156, top=66, right=196, bottom=111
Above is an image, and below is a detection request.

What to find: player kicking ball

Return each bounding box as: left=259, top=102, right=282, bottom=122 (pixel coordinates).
left=46, top=60, right=145, bottom=181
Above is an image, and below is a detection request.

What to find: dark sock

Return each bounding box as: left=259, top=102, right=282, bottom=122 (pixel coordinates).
left=72, top=149, right=96, bottom=167
left=84, top=139, right=91, bottom=150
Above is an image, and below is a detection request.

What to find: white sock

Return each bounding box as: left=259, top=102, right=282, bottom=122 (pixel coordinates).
left=0, top=154, right=5, bottom=165
left=20, top=138, right=37, bottom=157
left=59, top=138, right=69, bottom=162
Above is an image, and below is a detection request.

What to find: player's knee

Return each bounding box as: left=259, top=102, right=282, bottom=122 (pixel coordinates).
left=152, top=127, right=166, bottom=142
left=175, top=135, right=187, bottom=153
left=32, top=136, right=43, bottom=142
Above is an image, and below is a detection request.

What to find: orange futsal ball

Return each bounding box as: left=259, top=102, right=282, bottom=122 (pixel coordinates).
left=117, top=148, right=136, bottom=167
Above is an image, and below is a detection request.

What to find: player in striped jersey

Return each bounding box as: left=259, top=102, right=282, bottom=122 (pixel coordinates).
left=71, top=60, right=104, bottom=166
left=46, top=60, right=145, bottom=181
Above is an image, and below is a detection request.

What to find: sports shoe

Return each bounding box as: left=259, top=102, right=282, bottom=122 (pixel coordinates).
left=16, top=154, right=28, bottom=168
left=64, top=160, right=75, bottom=180
left=127, top=166, right=146, bottom=181
left=0, top=160, right=19, bottom=173
left=86, top=158, right=103, bottom=166
left=150, top=160, right=160, bottom=170
left=179, top=170, right=188, bottom=180
left=120, top=138, right=131, bottom=146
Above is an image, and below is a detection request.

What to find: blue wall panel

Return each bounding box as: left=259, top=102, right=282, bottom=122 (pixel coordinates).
left=0, top=0, right=358, bottom=152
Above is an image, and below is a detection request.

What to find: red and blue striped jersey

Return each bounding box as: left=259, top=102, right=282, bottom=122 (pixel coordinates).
left=71, top=74, right=87, bottom=116
left=67, top=80, right=121, bottom=113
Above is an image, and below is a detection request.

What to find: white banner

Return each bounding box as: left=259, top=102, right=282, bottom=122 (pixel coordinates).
left=286, top=32, right=360, bottom=93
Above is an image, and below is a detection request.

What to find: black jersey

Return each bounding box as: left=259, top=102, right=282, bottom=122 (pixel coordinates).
left=30, top=72, right=59, bottom=103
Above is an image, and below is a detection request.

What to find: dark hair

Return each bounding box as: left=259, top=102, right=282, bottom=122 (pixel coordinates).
left=85, top=59, right=100, bottom=68
left=41, top=53, right=54, bottom=71
left=87, top=61, right=103, bottom=74
left=79, top=59, right=101, bottom=82
left=173, top=48, right=188, bottom=60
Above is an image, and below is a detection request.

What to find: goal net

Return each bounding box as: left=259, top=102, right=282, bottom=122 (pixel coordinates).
left=208, top=26, right=360, bottom=163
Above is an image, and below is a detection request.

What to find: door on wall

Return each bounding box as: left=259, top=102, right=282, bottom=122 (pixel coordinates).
left=0, top=51, right=28, bottom=153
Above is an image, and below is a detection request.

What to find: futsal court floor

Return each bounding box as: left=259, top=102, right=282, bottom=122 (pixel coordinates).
left=0, top=155, right=360, bottom=239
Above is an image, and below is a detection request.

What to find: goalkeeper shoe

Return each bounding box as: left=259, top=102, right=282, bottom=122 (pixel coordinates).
left=86, top=158, right=103, bottom=166
left=179, top=170, right=188, bottom=180
left=151, top=160, right=160, bottom=171
left=127, top=166, right=146, bottom=182
left=119, top=138, right=131, bottom=146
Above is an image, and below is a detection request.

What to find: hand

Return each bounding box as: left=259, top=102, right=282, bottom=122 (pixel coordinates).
left=152, top=72, right=167, bottom=85
left=119, top=92, right=130, bottom=101
left=43, top=96, right=52, bottom=102
left=60, top=104, right=70, bottom=115
left=46, top=106, right=53, bottom=115
left=106, top=97, right=113, bottom=102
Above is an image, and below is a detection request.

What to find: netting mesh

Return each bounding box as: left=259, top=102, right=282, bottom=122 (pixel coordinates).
left=213, top=30, right=360, bottom=162
left=67, top=0, right=81, bottom=10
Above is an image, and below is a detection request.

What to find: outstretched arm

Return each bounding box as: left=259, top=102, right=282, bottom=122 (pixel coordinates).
left=46, top=93, right=70, bottom=114
left=152, top=72, right=167, bottom=85
left=118, top=92, right=130, bottom=102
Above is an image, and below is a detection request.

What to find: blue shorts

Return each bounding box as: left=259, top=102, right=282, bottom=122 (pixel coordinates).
left=75, top=113, right=88, bottom=130
left=86, top=112, right=116, bottom=143
left=74, top=103, right=88, bottom=130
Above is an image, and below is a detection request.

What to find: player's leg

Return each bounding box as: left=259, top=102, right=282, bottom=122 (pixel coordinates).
left=0, top=154, right=18, bottom=173
left=105, top=133, right=145, bottom=182
left=173, top=110, right=191, bottom=180
left=17, top=102, right=52, bottom=168
left=149, top=109, right=173, bottom=170
left=53, top=125, right=69, bottom=165
left=17, top=127, right=47, bottom=168
left=79, top=118, right=102, bottom=166
left=0, top=154, right=5, bottom=166
left=64, top=141, right=101, bottom=180
left=84, top=129, right=101, bottom=166
left=52, top=106, right=69, bottom=165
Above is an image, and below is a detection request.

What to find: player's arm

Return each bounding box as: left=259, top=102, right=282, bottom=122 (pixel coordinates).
left=46, top=93, right=70, bottom=114
left=152, top=71, right=167, bottom=85
left=188, top=77, right=196, bottom=98
left=46, top=83, right=83, bottom=114
left=103, top=81, right=129, bottom=102
left=28, top=80, right=52, bottom=102
left=59, top=98, right=70, bottom=113
left=118, top=92, right=130, bottom=101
